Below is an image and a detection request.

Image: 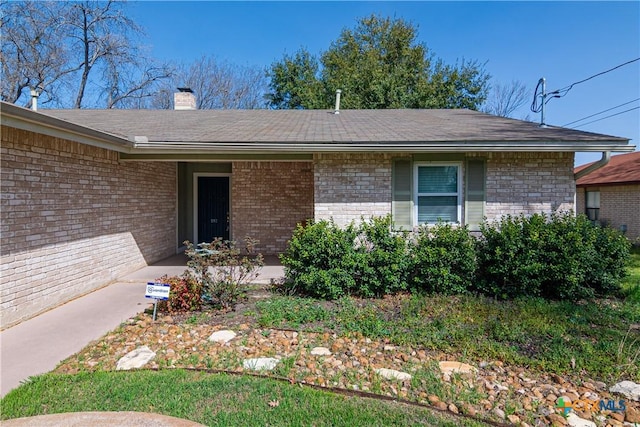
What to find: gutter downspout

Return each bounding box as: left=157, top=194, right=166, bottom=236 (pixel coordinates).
left=574, top=151, right=611, bottom=180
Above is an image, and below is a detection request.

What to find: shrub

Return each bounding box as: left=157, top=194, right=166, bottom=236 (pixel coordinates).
left=584, top=223, right=632, bottom=296
left=184, top=237, right=264, bottom=309
left=409, top=222, right=477, bottom=294
left=156, top=274, right=202, bottom=314
left=280, top=216, right=410, bottom=299
left=355, top=215, right=410, bottom=297
left=279, top=220, right=359, bottom=299
left=281, top=212, right=630, bottom=302
left=476, top=212, right=630, bottom=300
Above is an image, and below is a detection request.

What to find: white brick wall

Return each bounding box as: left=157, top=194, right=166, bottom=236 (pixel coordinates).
left=313, top=153, right=394, bottom=226
left=314, top=152, right=576, bottom=226
left=480, top=152, right=575, bottom=219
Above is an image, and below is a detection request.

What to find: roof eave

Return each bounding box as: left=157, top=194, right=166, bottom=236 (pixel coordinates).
left=577, top=180, right=640, bottom=187
left=1, top=102, right=133, bottom=153
left=129, top=141, right=636, bottom=154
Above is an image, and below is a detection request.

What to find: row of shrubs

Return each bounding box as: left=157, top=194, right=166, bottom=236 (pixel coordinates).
left=279, top=213, right=631, bottom=301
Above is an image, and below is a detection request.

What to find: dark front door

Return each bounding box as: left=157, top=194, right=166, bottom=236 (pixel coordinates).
left=197, top=176, right=230, bottom=242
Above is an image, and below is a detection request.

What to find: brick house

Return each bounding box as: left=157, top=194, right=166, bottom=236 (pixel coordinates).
left=575, top=151, right=640, bottom=242
left=1, top=99, right=634, bottom=328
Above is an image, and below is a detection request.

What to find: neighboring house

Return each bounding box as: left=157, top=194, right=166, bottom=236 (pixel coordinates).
left=575, top=151, right=640, bottom=242
left=0, top=94, right=634, bottom=328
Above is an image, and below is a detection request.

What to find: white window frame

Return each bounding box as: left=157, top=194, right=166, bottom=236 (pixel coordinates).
left=413, top=162, right=462, bottom=225
left=585, top=189, right=600, bottom=222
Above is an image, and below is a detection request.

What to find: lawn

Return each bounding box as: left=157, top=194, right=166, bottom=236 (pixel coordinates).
left=0, top=370, right=483, bottom=426
left=622, top=245, right=640, bottom=302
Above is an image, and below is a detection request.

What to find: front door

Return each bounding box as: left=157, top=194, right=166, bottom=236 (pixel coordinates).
left=197, top=176, right=230, bottom=242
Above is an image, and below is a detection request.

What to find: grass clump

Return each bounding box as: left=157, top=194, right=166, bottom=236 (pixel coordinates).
left=255, top=296, right=329, bottom=329
left=1, top=370, right=482, bottom=427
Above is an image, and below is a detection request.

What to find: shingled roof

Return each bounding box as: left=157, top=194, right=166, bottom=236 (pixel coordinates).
left=2, top=102, right=633, bottom=155
left=42, top=108, right=627, bottom=144
left=575, top=151, right=640, bottom=186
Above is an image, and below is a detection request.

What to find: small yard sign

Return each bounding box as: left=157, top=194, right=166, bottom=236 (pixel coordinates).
left=145, top=282, right=171, bottom=321
left=145, top=282, right=170, bottom=300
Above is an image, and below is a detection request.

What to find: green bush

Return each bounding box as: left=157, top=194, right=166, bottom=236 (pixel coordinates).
left=279, top=220, right=360, bottom=299
left=281, top=212, right=630, bottom=302
left=476, top=212, right=630, bottom=300
left=279, top=216, right=409, bottom=299
left=409, top=222, right=477, bottom=294
left=355, top=215, right=410, bottom=297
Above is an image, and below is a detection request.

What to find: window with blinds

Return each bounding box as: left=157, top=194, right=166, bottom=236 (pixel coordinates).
left=414, top=163, right=462, bottom=224
left=585, top=190, right=600, bottom=222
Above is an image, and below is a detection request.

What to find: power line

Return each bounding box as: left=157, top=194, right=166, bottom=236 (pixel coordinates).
left=570, top=106, right=639, bottom=129
left=531, top=58, right=640, bottom=126
left=550, top=57, right=640, bottom=98
left=563, top=98, right=640, bottom=127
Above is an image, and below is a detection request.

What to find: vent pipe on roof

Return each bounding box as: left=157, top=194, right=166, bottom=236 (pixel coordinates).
left=30, top=88, right=39, bottom=111
left=574, top=151, right=611, bottom=180
left=334, top=89, right=342, bottom=114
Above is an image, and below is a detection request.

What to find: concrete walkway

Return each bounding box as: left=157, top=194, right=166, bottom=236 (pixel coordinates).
left=0, top=254, right=283, bottom=398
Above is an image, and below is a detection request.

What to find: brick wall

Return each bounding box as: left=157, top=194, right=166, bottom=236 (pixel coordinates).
left=577, top=185, right=640, bottom=242
left=576, top=187, right=585, bottom=217
left=0, top=126, right=177, bottom=329
left=231, top=161, right=313, bottom=254
left=313, top=152, right=576, bottom=227
left=313, top=153, right=394, bottom=226
left=482, top=152, right=575, bottom=219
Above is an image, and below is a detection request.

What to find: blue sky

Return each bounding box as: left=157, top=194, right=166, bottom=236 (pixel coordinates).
left=128, top=1, right=640, bottom=166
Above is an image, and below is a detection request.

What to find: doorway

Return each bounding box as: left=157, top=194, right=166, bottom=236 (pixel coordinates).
left=195, top=175, right=230, bottom=243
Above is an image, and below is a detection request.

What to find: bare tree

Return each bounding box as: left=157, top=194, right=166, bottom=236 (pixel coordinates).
left=482, top=80, right=530, bottom=118
left=0, top=1, right=69, bottom=106
left=1, top=0, right=172, bottom=108
left=152, top=55, right=268, bottom=109
left=102, top=56, right=174, bottom=109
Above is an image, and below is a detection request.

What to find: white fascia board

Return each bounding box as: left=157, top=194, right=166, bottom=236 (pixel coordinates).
left=1, top=104, right=133, bottom=153
left=130, top=141, right=636, bottom=154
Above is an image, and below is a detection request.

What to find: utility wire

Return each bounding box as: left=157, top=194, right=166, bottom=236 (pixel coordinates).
left=570, top=106, right=639, bottom=129
left=549, top=57, right=640, bottom=98
left=563, top=98, right=640, bottom=126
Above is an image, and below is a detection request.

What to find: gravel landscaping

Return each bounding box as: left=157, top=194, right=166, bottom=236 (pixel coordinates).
left=54, top=286, right=639, bottom=427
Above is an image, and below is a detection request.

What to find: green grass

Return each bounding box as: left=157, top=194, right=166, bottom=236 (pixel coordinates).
left=256, top=281, right=640, bottom=383
left=621, top=246, right=640, bottom=302
left=0, top=370, right=484, bottom=426
left=255, top=296, right=330, bottom=329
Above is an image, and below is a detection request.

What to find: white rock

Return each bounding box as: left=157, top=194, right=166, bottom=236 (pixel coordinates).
left=375, top=368, right=412, bottom=381
left=610, top=380, right=640, bottom=401
left=493, top=408, right=506, bottom=419
left=310, top=347, right=332, bottom=356
left=116, top=346, right=156, bottom=370
left=208, top=330, right=236, bottom=344
left=566, top=412, right=596, bottom=427
left=439, top=361, right=477, bottom=375
left=243, top=357, right=279, bottom=371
